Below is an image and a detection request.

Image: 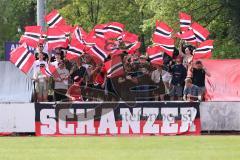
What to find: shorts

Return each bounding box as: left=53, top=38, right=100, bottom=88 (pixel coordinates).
left=36, top=83, right=48, bottom=97
left=154, top=81, right=166, bottom=95
left=169, top=85, right=183, bottom=97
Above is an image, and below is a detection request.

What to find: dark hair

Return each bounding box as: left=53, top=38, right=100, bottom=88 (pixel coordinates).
left=184, top=45, right=195, bottom=55
left=195, top=60, right=202, bottom=65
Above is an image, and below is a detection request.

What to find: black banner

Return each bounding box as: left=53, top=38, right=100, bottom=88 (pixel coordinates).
left=35, top=102, right=201, bottom=136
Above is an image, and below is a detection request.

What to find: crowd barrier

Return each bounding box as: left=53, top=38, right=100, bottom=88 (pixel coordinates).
left=0, top=102, right=239, bottom=135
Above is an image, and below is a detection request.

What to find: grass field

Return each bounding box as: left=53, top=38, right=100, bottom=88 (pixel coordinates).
left=0, top=136, right=239, bottom=160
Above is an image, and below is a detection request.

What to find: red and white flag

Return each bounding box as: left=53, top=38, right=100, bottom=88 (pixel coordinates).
left=104, top=22, right=125, bottom=39
left=87, top=38, right=109, bottom=63
left=176, top=29, right=197, bottom=46
left=194, top=40, right=214, bottom=59
left=45, top=10, right=66, bottom=28
left=94, top=24, right=108, bottom=39
left=118, top=31, right=138, bottom=43
left=105, top=56, right=124, bottom=78
left=40, top=64, right=60, bottom=79
left=153, top=35, right=174, bottom=57
left=191, top=22, right=210, bottom=42
left=19, top=26, right=42, bottom=48
left=147, top=45, right=164, bottom=65
left=126, top=41, right=141, bottom=54
left=179, top=12, right=191, bottom=32
left=71, top=26, right=87, bottom=44
left=10, top=43, right=35, bottom=74
left=154, top=21, right=173, bottom=39
left=57, top=25, right=74, bottom=35
left=47, top=28, right=68, bottom=51
left=66, top=39, right=85, bottom=61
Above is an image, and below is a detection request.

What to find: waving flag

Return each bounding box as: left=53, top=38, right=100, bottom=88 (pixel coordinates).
left=176, top=29, right=197, bottom=46
left=147, top=45, right=164, bottom=65
left=87, top=38, right=109, bottom=63
left=71, top=26, right=87, bottom=44
left=104, top=22, right=125, bottom=39
left=118, top=31, right=138, bottom=43
left=47, top=28, right=68, bottom=51
left=105, top=56, right=124, bottom=78
left=40, top=64, right=60, bottom=79
left=154, top=21, right=173, bottom=39
left=191, top=22, right=210, bottom=42
left=10, top=43, right=35, bottom=74
left=179, top=12, right=191, bottom=31
left=126, top=41, right=141, bottom=54
left=66, top=39, right=85, bottom=61
left=194, top=40, right=214, bottom=59
left=19, top=26, right=42, bottom=48
left=45, top=10, right=66, bottom=28
left=153, top=35, right=174, bottom=57
left=94, top=24, right=107, bottom=39
left=57, top=25, right=74, bottom=35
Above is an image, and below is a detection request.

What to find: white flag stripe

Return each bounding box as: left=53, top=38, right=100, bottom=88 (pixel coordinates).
left=193, top=29, right=206, bottom=41
left=180, top=20, right=191, bottom=23
left=107, top=62, right=122, bottom=74
left=195, top=50, right=211, bottom=54
left=47, top=39, right=66, bottom=43
left=23, top=35, right=39, bottom=41
left=18, top=53, right=32, bottom=70
left=24, top=32, right=41, bottom=36
left=107, top=25, right=123, bottom=32
left=47, top=35, right=66, bottom=39
left=156, top=27, right=172, bottom=35
left=196, top=45, right=213, bottom=50
left=15, top=49, right=28, bottom=67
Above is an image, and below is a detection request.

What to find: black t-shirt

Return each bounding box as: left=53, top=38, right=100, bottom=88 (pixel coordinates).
left=192, top=68, right=206, bottom=87
left=170, top=64, right=187, bottom=85
left=71, top=66, right=87, bottom=80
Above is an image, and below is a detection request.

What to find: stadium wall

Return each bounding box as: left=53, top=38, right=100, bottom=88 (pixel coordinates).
left=0, top=102, right=239, bottom=135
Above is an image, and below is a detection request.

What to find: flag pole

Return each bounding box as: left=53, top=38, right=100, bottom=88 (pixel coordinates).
left=37, top=0, right=45, bottom=27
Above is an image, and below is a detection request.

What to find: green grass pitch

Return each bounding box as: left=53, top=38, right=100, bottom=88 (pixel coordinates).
left=0, top=136, right=239, bottom=160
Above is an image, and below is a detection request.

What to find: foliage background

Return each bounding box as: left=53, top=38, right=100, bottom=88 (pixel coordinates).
left=1, top=0, right=240, bottom=60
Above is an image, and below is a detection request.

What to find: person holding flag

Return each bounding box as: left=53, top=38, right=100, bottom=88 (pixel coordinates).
left=178, top=40, right=194, bottom=69
left=33, top=44, right=49, bottom=75
left=32, top=63, right=49, bottom=102
left=32, top=45, right=49, bottom=102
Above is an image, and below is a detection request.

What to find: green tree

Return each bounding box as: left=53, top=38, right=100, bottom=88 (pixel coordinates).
left=0, top=0, right=36, bottom=60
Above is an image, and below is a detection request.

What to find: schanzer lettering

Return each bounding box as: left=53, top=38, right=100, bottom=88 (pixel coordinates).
left=39, top=107, right=197, bottom=135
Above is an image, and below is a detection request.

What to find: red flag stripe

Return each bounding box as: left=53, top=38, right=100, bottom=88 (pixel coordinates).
left=10, top=44, right=35, bottom=74
left=191, top=22, right=210, bottom=42
left=154, top=21, right=173, bottom=38
left=45, top=10, right=66, bottom=28
left=179, top=12, right=191, bottom=31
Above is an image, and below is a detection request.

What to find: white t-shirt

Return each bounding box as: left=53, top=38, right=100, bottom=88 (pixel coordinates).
left=51, top=60, right=60, bottom=68
left=54, top=68, right=70, bottom=90
left=151, top=69, right=162, bottom=83
left=162, top=70, right=172, bottom=83
left=33, top=60, right=48, bottom=75
left=151, top=69, right=172, bottom=83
